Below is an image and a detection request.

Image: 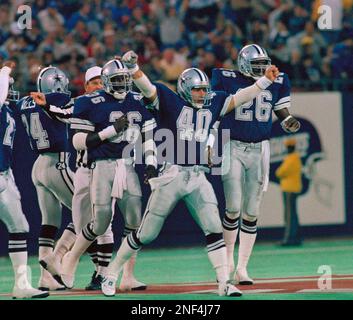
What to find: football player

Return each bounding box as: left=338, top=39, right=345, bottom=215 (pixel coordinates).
left=47, top=58, right=157, bottom=289
left=0, top=61, right=48, bottom=299
left=36, top=66, right=146, bottom=291
left=211, top=44, right=300, bottom=285
left=101, top=50, right=279, bottom=297
left=17, top=66, right=76, bottom=291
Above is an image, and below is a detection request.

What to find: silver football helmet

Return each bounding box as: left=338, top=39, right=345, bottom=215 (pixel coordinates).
left=238, top=44, right=271, bottom=79
left=37, top=66, right=71, bottom=96
left=101, top=59, right=132, bottom=100
left=177, top=68, right=213, bottom=108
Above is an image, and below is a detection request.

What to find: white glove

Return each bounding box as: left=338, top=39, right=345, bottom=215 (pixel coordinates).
left=122, top=51, right=139, bottom=74
left=281, top=115, right=301, bottom=133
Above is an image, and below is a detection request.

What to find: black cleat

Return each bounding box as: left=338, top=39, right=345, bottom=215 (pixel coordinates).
left=85, top=272, right=103, bottom=291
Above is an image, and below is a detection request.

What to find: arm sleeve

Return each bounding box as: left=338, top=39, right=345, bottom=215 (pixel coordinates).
left=42, top=103, right=74, bottom=123
left=273, top=73, right=291, bottom=111
left=0, top=67, right=11, bottom=108
left=73, top=124, right=119, bottom=150
left=143, top=82, right=167, bottom=112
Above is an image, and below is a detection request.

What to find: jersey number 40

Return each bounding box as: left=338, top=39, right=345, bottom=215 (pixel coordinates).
left=177, top=106, right=212, bottom=142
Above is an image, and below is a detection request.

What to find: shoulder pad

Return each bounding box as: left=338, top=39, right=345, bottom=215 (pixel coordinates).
left=131, top=91, right=144, bottom=101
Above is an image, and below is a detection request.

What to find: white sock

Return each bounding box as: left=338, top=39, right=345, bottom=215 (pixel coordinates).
left=222, top=214, right=240, bottom=274
left=53, top=223, right=76, bottom=260
left=9, top=251, right=31, bottom=288
left=207, top=247, right=229, bottom=284
left=70, top=232, right=95, bottom=261
left=107, top=238, right=135, bottom=278
left=122, top=251, right=138, bottom=280
left=39, top=246, right=54, bottom=282
left=237, top=219, right=257, bottom=270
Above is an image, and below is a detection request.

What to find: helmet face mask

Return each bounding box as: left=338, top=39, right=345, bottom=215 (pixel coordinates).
left=8, top=86, right=20, bottom=102
left=238, top=44, right=271, bottom=79
left=177, top=68, right=213, bottom=108
left=7, top=78, right=19, bottom=102
left=102, top=59, right=132, bottom=100
left=250, top=58, right=271, bottom=77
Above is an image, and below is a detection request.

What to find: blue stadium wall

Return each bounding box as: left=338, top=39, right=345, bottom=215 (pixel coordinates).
left=0, top=92, right=352, bottom=256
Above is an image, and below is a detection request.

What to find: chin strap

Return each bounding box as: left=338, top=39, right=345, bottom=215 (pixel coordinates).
left=193, top=102, right=203, bottom=109
left=113, top=91, right=127, bottom=100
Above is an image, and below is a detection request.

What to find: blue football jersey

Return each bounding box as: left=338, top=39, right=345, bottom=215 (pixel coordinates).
left=0, top=102, right=16, bottom=172
left=211, top=69, right=291, bottom=142
left=17, top=96, right=69, bottom=154
left=71, top=90, right=156, bottom=163
left=150, top=83, right=230, bottom=166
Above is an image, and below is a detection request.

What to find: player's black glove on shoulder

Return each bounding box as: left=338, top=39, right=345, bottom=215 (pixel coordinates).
left=144, top=165, right=158, bottom=184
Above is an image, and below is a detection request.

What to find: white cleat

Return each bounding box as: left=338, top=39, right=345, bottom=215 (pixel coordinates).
left=235, top=268, right=254, bottom=285
left=13, top=285, right=49, bottom=299
left=119, top=276, right=147, bottom=291
left=39, top=253, right=65, bottom=287
left=60, top=252, right=78, bottom=289
left=102, top=276, right=118, bottom=297
left=38, top=272, right=66, bottom=291
left=218, top=281, right=242, bottom=297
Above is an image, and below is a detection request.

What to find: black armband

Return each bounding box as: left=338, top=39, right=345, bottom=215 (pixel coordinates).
left=86, top=132, right=104, bottom=149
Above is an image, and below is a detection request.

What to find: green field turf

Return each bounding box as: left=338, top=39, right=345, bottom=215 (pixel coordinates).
left=1, top=238, right=353, bottom=300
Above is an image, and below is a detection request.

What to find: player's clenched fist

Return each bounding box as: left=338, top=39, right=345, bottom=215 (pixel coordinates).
left=30, top=92, right=47, bottom=106
left=281, top=116, right=301, bottom=133
left=122, top=51, right=139, bottom=73
left=3, top=60, right=16, bottom=70
left=264, top=65, right=279, bottom=82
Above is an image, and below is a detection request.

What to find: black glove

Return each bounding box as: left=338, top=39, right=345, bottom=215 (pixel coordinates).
left=144, top=165, right=158, bottom=184
left=113, top=114, right=129, bottom=134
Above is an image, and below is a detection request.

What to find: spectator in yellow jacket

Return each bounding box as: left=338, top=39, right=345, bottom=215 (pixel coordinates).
left=275, top=138, right=303, bottom=246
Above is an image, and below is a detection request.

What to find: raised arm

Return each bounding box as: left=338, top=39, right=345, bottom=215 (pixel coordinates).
left=223, top=66, right=280, bottom=115
left=122, top=51, right=158, bottom=105
left=30, top=92, right=73, bottom=123
left=0, top=61, right=15, bottom=107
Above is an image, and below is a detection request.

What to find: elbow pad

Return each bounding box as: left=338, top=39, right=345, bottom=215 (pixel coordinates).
left=73, top=132, right=88, bottom=151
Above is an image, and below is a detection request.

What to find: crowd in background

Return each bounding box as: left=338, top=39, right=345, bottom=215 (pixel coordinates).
left=0, top=0, right=352, bottom=96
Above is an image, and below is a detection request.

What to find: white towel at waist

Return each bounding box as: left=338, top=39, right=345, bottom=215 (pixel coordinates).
left=111, top=159, right=128, bottom=199
left=261, top=140, right=270, bottom=192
